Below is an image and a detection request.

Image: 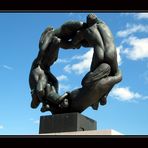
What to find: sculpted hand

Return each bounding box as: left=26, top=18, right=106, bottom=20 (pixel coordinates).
left=52, top=36, right=61, bottom=44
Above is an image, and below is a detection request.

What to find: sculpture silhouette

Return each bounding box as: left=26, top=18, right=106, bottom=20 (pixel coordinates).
left=29, top=14, right=122, bottom=114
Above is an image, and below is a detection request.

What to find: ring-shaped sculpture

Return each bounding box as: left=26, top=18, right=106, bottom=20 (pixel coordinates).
left=29, top=14, right=122, bottom=114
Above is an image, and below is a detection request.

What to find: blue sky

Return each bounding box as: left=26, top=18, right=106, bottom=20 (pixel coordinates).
left=0, top=13, right=148, bottom=135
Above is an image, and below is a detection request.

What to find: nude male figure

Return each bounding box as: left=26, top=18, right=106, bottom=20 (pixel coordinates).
left=29, top=21, right=85, bottom=112
left=70, top=14, right=120, bottom=109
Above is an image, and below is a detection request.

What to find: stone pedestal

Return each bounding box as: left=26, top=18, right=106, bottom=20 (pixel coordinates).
left=40, top=129, right=123, bottom=135
left=39, top=112, right=97, bottom=134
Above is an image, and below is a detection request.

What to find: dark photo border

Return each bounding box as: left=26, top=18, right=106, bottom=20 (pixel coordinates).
left=0, top=0, right=148, bottom=11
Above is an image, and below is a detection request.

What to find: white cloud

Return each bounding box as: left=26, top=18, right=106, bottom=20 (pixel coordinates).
left=0, top=125, right=4, bottom=129
left=122, top=36, right=148, bottom=60
left=0, top=65, right=13, bottom=70
left=64, top=46, right=121, bottom=73
left=116, top=46, right=122, bottom=65
left=120, top=13, right=148, bottom=20
left=135, top=13, right=148, bottom=19
left=64, top=64, right=71, bottom=73
left=57, top=75, right=68, bottom=81
left=111, top=87, right=142, bottom=101
left=64, top=48, right=93, bottom=75
left=71, top=55, right=83, bottom=60
left=59, top=83, right=71, bottom=94
left=56, top=58, right=69, bottom=64
left=117, top=24, right=148, bottom=38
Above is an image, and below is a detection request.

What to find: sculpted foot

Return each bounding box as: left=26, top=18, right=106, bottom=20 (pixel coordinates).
left=40, top=104, right=50, bottom=112
left=100, top=96, right=107, bottom=105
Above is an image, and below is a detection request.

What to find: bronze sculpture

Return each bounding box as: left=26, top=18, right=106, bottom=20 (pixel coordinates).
left=29, top=14, right=122, bottom=114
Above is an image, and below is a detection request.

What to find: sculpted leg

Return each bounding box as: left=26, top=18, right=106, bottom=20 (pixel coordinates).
left=29, top=66, right=47, bottom=108
left=69, top=63, right=122, bottom=113
left=90, top=45, right=104, bottom=72
left=69, top=64, right=109, bottom=112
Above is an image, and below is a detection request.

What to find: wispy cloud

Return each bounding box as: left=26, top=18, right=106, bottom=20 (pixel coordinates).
left=135, top=13, right=148, bottom=19
left=0, top=125, right=4, bottom=129
left=64, top=48, right=93, bottom=75
left=122, top=36, right=148, bottom=60
left=120, top=13, right=148, bottom=20
left=56, top=58, right=70, bottom=64
left=59, top=83, right=71, bottom=94
left=64, top=65, right=72, bottom=73
left=117, top=24, right=148, bottom=38
left=116, top=46, right=122, bottom=65
left=110, top=87, right=142, bottom=101
left=111, top=86, right=148, bottom=102
left=1, top=65, right=13, bottom=70
left=57, top=75, right=68, bottom=81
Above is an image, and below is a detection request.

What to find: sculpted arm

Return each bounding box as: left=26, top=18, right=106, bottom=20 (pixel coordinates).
left=37, top=27, right=54, bottom=65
